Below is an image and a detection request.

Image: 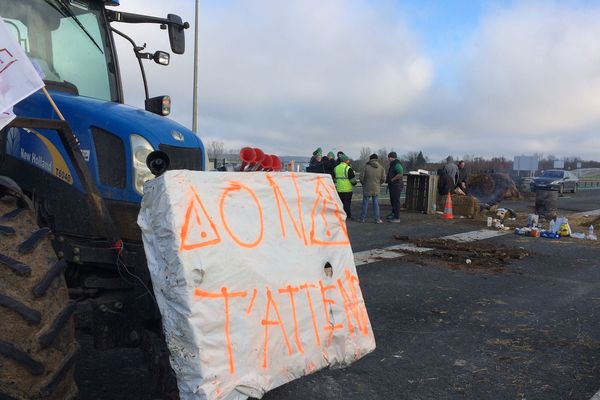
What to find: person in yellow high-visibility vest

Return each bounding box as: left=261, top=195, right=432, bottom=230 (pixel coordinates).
left=334, top=154, right=357, bottom=220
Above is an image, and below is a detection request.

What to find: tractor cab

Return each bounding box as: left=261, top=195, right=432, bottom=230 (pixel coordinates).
left=0, top=0, right=204, bottom=242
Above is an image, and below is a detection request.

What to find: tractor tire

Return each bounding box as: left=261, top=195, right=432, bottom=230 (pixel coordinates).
left=0, top=196, right=78, bottom=400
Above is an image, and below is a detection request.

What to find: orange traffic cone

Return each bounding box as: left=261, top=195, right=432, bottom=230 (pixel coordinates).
left=442, top=192, right=454, bottom=219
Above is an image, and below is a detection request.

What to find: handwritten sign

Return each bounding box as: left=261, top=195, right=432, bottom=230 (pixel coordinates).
left=138, top=171, right=376, bottom=400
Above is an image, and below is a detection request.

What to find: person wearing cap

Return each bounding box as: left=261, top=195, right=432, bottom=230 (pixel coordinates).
left=323, top=151, right=337, bottom=178
left=359, top=154, right=386, bottom=223
left=386, top=152, right=404, bottom=222
left=306, top=147, right=324, bottom=173
left=334, top=154, right=357, bottom=220
left=309, top=147, right=323, bottom=165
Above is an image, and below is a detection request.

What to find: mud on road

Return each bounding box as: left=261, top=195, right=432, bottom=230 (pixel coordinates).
left=397, top=237, right=530, bottom=273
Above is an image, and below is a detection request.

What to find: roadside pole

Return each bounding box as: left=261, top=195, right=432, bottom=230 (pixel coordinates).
left=192, top=0, right=199, bottom=133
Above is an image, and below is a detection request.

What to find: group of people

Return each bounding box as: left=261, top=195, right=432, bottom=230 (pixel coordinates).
left=306, top=148, right=404, bottom=223
left=437, top=157, right=468, bottom=196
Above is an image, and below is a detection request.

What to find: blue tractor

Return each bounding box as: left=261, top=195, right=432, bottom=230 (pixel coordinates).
left=0, top=1, right=203, bottom=398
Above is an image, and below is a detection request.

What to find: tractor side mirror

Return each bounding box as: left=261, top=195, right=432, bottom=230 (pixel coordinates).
left=167, top=14, right=187, bottom=55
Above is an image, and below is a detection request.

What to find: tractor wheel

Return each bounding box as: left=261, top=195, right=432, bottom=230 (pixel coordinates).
left=0, top=195, right=78, bottom=400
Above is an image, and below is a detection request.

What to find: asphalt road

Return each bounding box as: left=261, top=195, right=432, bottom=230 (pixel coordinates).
left=263, top=212, right=600, bottom=400
left=76, top=192, right=600, bottom=400
left=503, top=189, right=600, bottom=214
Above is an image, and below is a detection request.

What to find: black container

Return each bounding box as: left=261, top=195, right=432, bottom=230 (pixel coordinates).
left=535, top=188, right=558, bottom=220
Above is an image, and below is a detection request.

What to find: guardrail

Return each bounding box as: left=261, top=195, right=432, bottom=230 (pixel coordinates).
left=579, top=179, right=600, bottom=190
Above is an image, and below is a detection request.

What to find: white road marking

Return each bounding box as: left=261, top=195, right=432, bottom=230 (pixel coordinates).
left=354, top=229, right=509, bottom=266
left=354, top=244, right=433, bottom=266
left=440, top=229, right=510, bottom=243
left=573, top=209, right=600, bottom=217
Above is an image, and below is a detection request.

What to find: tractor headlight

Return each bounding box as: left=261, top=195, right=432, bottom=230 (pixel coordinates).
left=130, top=134, right=154, bottom=195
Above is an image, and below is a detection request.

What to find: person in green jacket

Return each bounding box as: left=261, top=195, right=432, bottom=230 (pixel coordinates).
left=334, top=154, right=357, bottom=220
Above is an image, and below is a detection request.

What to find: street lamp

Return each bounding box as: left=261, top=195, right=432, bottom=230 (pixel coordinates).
left=192, top=0, right=199, bottom=133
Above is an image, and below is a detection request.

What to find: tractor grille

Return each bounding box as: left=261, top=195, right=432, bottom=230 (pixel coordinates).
left=92, top=127, right=126, bottom=188
left=159, top=144, right=203, bottom=171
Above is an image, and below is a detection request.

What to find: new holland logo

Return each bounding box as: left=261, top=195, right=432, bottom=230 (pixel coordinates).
left=171, top=130, right=184, bottom=141
left=6, top=127, right=20, bottom=156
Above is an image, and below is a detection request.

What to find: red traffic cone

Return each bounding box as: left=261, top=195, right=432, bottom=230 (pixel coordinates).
left=442, top=192, right=454, bottom=220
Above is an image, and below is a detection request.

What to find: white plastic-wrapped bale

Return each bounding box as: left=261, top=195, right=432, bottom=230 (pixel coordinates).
left=137, top=171, right=376, bottom=400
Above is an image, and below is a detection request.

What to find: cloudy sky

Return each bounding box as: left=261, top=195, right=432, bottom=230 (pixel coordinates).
left=112, top=0, right=600, bottom=161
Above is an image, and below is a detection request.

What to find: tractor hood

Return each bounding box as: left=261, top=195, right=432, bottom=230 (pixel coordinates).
left=15, top=91, right=202, bottom=150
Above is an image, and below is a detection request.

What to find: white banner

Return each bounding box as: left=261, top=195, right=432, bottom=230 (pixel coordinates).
left=138, top=171, right=376, bottom=400
left=0, top=107, right=15, bottom=130
left=0, top=17, right=44, bottom=113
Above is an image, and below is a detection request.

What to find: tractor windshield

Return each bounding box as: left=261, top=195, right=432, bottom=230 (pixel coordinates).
left=1, top=0, right=118, bottom=101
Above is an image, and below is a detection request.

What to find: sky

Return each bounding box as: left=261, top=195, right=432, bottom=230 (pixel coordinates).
left=112, top=0, right=600, bottom=161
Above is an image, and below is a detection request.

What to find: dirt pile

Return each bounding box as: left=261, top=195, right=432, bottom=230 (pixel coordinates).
left=397, top=238, right=529, bottom=273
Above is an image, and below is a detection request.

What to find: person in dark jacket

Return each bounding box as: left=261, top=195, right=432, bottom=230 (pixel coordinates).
left=306, top=148, right=325, bottom=173
left=442, top=156, right=459, bottom=186
left=386, top=152, right=404, bottom=222
left=437, top=167, right=455, bottom=196
left=323, top=151, right=337, bottom=178
left=359, top=154, right=386, bottom=223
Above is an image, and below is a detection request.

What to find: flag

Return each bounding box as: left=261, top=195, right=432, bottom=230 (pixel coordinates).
left=0, top=107, right=15, bottom=130
left=0, top=16, right=45, bottom=128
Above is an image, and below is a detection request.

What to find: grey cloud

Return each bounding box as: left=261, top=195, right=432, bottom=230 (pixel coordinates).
left=114, top=1, right=600, bottom=161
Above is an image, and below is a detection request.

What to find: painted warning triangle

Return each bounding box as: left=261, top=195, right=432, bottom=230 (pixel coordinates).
left=180, top=187, right=222, bottom=251
left=309, top=176, right=350, bottom=246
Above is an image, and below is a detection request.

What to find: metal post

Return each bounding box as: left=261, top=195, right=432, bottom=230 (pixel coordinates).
left=192, top=0, right=199, bottom=133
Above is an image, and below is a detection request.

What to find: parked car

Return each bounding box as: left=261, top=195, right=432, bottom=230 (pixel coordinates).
left=530, top=170, right=579, bottom=194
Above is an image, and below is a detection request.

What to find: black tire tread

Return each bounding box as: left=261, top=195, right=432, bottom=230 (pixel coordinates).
left=38, top=302, right=77, bottom=349
left=0, top=293, right=41, bottom=325
left=0, top=390, right=19, bottom=400
left=0, top=226, right=15, bottom=235
left=39, top=344, right=79, bottom=398
left=0, top=340, right=44, bottom=376
left=0, top=208, right=24, bottom=221
left=32, top=260, right=67, bottom=298
left=0, top=200, right=78, bottom=400
left=0, top=253, right=31, bottom=277
left=17, top=227, right=51, bottom=255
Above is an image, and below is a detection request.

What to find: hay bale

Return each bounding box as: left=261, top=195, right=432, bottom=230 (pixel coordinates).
left=468, top=173, right=519, bottom=204
left=437, top=194, right=479, bottom=218
left=467, top=174, right=495, bottom=196
left=491, top=173, right=520, bottom=200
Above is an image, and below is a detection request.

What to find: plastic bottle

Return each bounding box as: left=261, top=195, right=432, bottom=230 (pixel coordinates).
left=589, top=225, right=597, bottom=240
left=549, top=219, right=556, bottom=233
